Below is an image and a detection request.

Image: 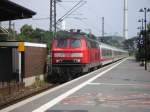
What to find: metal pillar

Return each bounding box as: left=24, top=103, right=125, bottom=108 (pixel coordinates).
left=18, top=52, right=22, bottom=82
left=123, top=0, right=128, bottom=39
left=50, top=0, right=57, bottom=33
left=139, top=8, right=150, bottom=70
left=102, top=17, right=104, bottom=38
left=144, top=8, right=147, bottom=70
left=138, top=18, right=144, bottom=66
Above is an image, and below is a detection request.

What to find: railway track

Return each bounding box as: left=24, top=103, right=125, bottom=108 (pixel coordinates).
left=0, top=59, right=123, bottom=110
left=0, top=84, right=57, bottom=110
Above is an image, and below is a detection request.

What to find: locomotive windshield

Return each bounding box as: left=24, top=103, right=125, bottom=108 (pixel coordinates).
left=70, top=39, right=81, bottom=48
left=56, top=38, right=81, bottom=48
left=56, top=39, right=68, bottom=48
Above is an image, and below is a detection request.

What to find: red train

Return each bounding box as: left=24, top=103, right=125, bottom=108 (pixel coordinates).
left=51, top=31, right=128, bottom=82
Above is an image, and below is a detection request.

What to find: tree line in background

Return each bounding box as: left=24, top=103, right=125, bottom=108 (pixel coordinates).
left=0, top=24, right=98, bottom=49
left=17, top=24, right=53, bottom=49
left=0, top=23, right=150, bottom=60
left=0, top=24, right=53, bottom=49
left=123, top=23, right=150, bottom=61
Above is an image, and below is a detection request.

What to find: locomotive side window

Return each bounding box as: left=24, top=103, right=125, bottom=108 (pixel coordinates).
left=56, top=39, right=68, bottom=48
left=91, top=41, right=95, bottom=48
left=86, top=40, right=91, bottom=48
left=90, top=41, right=97, bottom=48
left=70, top=39, right=81, bottom=48
left=90, top=41, right=99, bottom=49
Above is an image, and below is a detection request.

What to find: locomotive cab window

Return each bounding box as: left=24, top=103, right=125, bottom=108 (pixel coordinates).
left=56, top=39, right=68, bottom=48
left=70, top=39, right=81, bottom=48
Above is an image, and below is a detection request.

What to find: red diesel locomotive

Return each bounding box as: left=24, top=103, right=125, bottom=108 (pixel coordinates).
left=51, top=32, right=127, bottom=82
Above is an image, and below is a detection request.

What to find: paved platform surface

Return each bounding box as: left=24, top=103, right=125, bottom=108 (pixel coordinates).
left=1, top=58, right=150, bottom=112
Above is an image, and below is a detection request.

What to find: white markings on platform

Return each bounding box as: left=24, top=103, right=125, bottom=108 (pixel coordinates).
left=32, top=58, right=127, bottom=112
left=88, top=83, right=139, bottom=86
left=0, top=61, right=115, bottom=112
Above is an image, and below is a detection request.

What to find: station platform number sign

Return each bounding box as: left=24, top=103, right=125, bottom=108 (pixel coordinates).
left=18, top=42, right=25, bottom=52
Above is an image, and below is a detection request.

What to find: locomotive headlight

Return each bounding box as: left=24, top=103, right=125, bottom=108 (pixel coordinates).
left=71, top=53, right=83, bottom=57
left=54, top=53, right=65, bottom=57
left=74, top=59, right=81, bottom=62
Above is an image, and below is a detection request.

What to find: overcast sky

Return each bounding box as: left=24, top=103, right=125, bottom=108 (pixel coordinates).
left=4, top=0, right=150, bottom=38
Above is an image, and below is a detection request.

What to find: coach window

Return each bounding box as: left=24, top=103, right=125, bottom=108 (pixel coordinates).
left=96, top=43, right=99, bottom=49
left=102, top=48, right=106, bottom=57
left=70, top=39, right=81, bottom=48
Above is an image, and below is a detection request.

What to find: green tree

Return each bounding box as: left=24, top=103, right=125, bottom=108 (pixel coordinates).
left=32, top=28, right=45, bottom=42
left=17, top=24, right=54, bottom=49
left=123, top=37, right=138, bottom=56
left=42, top=31, right=53, bottom=49
left=18, top=24, right=34, bottom=42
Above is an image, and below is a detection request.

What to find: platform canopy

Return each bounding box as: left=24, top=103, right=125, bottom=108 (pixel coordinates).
left=0, top=0, right=36, bottom=21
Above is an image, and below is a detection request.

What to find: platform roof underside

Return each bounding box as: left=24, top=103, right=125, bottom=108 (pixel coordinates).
left=0, top=0, right=36, bottom=21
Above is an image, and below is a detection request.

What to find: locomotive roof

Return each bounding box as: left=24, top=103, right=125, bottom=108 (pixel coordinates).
left=56, top=31, right=82, bottom=39
left=55, top=31, right=97, bottom=40
left=55, top=31, right=127, bottom=53
left=56, top=34, right=84, bottom=39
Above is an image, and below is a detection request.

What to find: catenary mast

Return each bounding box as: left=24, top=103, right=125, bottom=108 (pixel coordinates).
left=123, top=0, right=128, bottom=39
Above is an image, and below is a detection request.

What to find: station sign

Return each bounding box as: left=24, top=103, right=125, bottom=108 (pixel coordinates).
left=18, top=42, right=25, bottom=52
left=139, top=39, right=144, bottom=45
left=137, top=38, right=144, bottom=45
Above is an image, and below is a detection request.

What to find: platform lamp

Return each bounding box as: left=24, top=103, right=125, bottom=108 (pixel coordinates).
left=139, top=8, right=150, bottom=70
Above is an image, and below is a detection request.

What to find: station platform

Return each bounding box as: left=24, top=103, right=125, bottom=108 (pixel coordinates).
left=1, top=58, right=150, bottom=112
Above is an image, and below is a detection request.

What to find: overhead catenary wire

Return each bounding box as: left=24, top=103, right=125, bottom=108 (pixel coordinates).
left=56, top=0, right=86, bottom=24
left=71, top=17, right=100, bottom=34
left=31, top=0, right=86, bottom=31
left=58, top=3, right=83, bottom=16
left=61, top=0, right=82, bottom=2
left=57, top=2, right=100, bottom=34
left=85, top=4, right=117, bottom=35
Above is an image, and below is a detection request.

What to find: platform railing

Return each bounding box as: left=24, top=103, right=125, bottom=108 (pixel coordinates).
left=0, top=26, right=9, bottom=35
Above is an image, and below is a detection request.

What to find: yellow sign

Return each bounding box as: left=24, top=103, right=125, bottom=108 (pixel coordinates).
left=18, top=42, right=25, bottom=52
